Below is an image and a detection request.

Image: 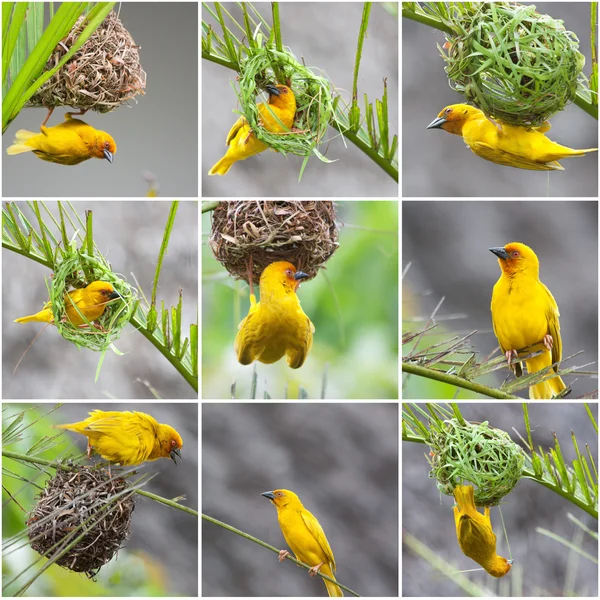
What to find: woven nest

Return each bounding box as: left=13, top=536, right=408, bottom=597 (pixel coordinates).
left=428, top=419, right=524, bottom=506
left=28, top=11, right=146, bottom=113
left=50, top=251, right=137, bottom=351
left=27, top=466, right=135, bottom=578
left=209, top=201, right=339, bottom=284
left=440, top=2, right=585, bottom=125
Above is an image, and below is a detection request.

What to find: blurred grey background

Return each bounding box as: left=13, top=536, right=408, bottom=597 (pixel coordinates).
left=402, top=2, right=598, bottom=197
left=403, top=201, right=598, bottom=399
left=202, top=3, right=398, bottom=197
left=3, top=201, right=198, bottom=399
left=4, top=402, right=198, bottom=596
left=202, top=403, right=398, bottom=596
left=2, top=3, right=198, bottom=197
left=402, top=403, right=598, bottom=596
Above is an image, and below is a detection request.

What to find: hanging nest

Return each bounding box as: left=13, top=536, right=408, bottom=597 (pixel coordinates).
left=440, top=2, right=586, bottom=125
left=235, top=44, right=340, bottom=163
left=28, top=11, right=146, bottom=113
left=49, top=250, right=137, bottom=351
left=209, top=201, right=339, bottom=284
left=27, top=466, right=135, bottom=578
left=427, top=418, right=524, bottom=506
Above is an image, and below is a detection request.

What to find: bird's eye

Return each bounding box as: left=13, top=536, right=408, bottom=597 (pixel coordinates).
left=445, top=108, right=452, bottom=115
left=285, top=269, right=293, bottom=276
left=276, top=492, right=282, bottom=497
left=512, top=251, right=520, bottom=257
left=171, top=440, right=176, bottom=447
left=104, top=141, right=110, bottom=149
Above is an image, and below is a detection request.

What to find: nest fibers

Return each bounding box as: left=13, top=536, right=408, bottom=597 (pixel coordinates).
left=427, top=418, right=524, bottom=506
left=27, top=466, right=135, bottom=578
left=50, top=251, right=137, bottom=351
left=28, top=11, right=146, bottom=113
left=440, top=2, right=586, bottom=126
left=210, top=201, right=339, bottom=284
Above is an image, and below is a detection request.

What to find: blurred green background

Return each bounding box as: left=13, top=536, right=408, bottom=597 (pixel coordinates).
left=2, top=403, right=197, bottom=597
left=202, top=201, right=399, bottom=399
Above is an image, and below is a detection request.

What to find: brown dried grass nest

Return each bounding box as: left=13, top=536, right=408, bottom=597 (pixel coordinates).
left=27, top=466, right=135, bottom=578
left=209, top=201, right=339, bottom=284
left=28, top=11, right=146, bottom=113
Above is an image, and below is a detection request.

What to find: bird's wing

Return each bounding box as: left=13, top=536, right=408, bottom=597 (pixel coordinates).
left=541, top=282, right=563, bottom=366
left=300, top=509, right=336, bottom=571
left=470, top=142, right=565, bottom=171
left=225, top=115, right=248, bottom=146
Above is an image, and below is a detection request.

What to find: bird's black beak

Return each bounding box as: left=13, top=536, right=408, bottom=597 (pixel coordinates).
left=104, top=149, right=113, bottom=163
left=261, top=491, right=276, bottom=500
left=427, top=116, right=447, bottom=130
left=170, top=447, right=182, bottom=464
left=109, top=290, right=121, bottom=301
left=294, top=271, right=309, bottom=281
left=265, top=83, right=280, bottom=97
left=489, top=247, right=509, bottom=260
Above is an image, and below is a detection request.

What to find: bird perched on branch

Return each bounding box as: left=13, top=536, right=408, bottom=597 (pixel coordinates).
left=209, top=83, right=296, bottom=175
left=235, top=261, right=314, bottom=368
left=14, top=281, right=121, bottom=327
left=7, top=110, right=116, bottom=166
left=490, top=242, right=566, bottom=399
left=55, top=410, right=183, bottom=466
left=427, top=103, right=597, bottom=170
left=453, top=485, right=512, bottom=578
left=262, top=489, right=343, bottom=596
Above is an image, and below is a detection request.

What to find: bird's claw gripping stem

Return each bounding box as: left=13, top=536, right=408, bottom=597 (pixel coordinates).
left=308, top=562, right=324, bottom=577
left=543, top=334, right=554, bottom=351
left=278, top=549, right=290, bottom=563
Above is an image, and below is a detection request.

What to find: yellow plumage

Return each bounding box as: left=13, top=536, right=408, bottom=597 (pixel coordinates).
left=7, top=112, right=116, bottom=166
left=262, top=489, right=343, bottom=596
left=209, top=84, right=296, bottom=175
left=428, top=104, right=597, bottom=170
left=55, top=410, right=183, bottom=466
left=235, top=261, right=314, bottom=369
left=490, top=242, right=566, bottom=399
left=453, top=485, right=511, bottom=577
left=14, top=281, right=120, bottom=326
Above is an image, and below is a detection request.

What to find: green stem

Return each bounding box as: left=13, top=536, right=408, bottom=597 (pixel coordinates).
left=402, top=361, right=520, bottom=399
left=202, top=200, right=220, bottom=213
left=2, top=450, right=198, bottom=515
left=201, top=49, right=238, bottom=70
left=350, top=3, right=372, bottom=130
left=202, top=514, right=361, bottom=596
left=573, top=92, right=598, bottom=119
left=401, top=5, right=454, bottom=34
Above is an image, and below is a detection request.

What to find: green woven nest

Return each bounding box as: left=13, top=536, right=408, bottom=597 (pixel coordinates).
left=236, top=45, right=336, bottom=158
left=441, top=2, right=586, bottom=125
left=428, top=418, right=524, bottom=506
left=50, top=252, right=136, bottom=351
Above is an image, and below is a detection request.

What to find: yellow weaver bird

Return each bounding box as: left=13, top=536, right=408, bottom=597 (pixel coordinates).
left=453, top=485, right=512, bottom=578
left=235, top=261, right=314, bottom=369
left=262, top=489, right=343, bottom=597
left=14, top=281, right=121, bottom=326
left=209, top=83, right=296, bottom=175
left=427, top=103, right=597, bottom=170
left=7, top=110, right=116, bottom=166
left=490, top=242, right=566, bottom=399
left=55, top=410, right=183, bottom=466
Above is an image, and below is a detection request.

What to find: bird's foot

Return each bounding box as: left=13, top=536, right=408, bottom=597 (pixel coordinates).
left=278, top=550, right=290, bottom=563
left=543, top=334, right=554, bottom=351
left=505, top=349, right=519, bottom=364
left=65, top=109, right=87, bottom=119
left=308, top=562, right=324, bottom=577
left=248, top=255, right=255, bottom=297
left=41, top=107, right=54, bottom=128
left=86, top=443, right=92, bottom=459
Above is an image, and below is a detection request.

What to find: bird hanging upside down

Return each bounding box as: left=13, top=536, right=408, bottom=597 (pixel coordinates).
left=7, top=109, right=116, bottom=166
left=209, top=83, right=297, bottom=175
left=427, top=103, right=597, bottom=171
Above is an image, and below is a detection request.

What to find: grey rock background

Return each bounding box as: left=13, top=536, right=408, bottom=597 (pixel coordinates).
left=402, top=403, right=598, bottom=596
left=202, top=3, right=398, bottom=197
left=403, top=200, right=598, bottom=399
left=403, top=2, right=598, bottom=197
left=2, top=201, right=198, bottom=400
left=202, top=403, right=398, bottom=596
left=2, top=3, right=198, bottom=197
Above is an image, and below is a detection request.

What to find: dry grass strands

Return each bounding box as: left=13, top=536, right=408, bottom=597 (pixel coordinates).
left=28, top=11, right=146, bottom=113
left=27, top=466, right=135, bottom=577
left=210, top=201, right=339, bottom=283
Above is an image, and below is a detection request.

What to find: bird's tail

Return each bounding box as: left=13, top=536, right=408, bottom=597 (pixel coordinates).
left=14, top=309, right=53, bottom=324
left=526, top=352, right=566, bottom=399
left=208, top=155, right=234, bottom=176
left=320, top=564, right=343, bottom=597
left=453, top=484, right=477, bottom=515
left=6, top=130, right=36, bottom=155
left=53, top=422, right=87, bottom=434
